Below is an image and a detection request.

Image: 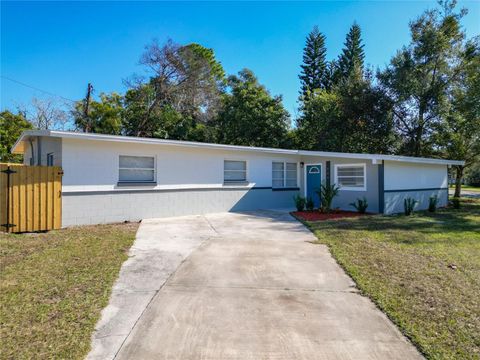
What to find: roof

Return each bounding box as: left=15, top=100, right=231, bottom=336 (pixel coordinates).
left=12, top=130, right=465, bottom=166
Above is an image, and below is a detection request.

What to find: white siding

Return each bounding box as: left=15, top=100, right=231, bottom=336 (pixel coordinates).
left=384, top=161, right=447, bottom=191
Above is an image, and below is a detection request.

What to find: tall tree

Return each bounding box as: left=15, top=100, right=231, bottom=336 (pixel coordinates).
left=73, top=92, right=124, bottom=135
left=216, top=69, right=290, bottom=148
left=0, top=110, right=33, bottom=163
left=299, top=26, right=328, bottom=97
left=124, top=39, right=225, bottom=140
left=437, top=38, right=480, bottom=197
left=379, top=0, right=468, bottom=157
left=336, top=22, right=365, bottom=83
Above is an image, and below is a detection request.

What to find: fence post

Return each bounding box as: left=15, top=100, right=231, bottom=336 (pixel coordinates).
left=1, top=166, right=17, bottom=232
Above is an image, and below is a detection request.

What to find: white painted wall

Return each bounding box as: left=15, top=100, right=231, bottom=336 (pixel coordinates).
left=384, top=161, right=448, bottom=191
left=61, top=138, right=302, bottom=192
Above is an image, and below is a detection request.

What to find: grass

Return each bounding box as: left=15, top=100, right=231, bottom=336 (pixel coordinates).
left=450, top=184, right=480, bottom=192
left=0, top=223, right=138, bottom=360
left=307, top=199, right=480, bottom=360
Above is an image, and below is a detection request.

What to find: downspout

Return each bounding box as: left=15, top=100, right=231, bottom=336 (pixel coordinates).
left=36, top=136, right=42, bottom=165
left=29, top=138, right=35, bottom=166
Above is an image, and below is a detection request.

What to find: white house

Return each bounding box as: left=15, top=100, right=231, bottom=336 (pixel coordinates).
left=11, top=130, right=464, bottom=227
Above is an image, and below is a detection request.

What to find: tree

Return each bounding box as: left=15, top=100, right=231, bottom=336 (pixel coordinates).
left=296, top=74, right=395, bottom=153
left=27, top=97, right=69, bottom=130
left=299, top=26, right=328, bottom=97
left=335, top=22, right=365, bottom=83
left=73, top=92, right=124, bottom=135
left=437, top=38, right=480, bottom=197
left=124, top=39, right=225, bottom=140
left=0, top=110, right=33, bottom=163
left=216, top=69, right=290, bottom=148
left=378, top=0, right=468, bottom=157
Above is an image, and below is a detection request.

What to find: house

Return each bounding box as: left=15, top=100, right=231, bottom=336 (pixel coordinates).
left=11, top=130, right=464, bottom=227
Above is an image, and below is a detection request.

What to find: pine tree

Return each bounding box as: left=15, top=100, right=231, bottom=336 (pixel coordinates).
left=337, top=22, right=365, bottom=82
left=299, top=26, right=328, bottom=97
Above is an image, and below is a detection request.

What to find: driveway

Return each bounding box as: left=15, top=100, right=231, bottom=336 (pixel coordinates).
left=89, top=211, right=422, bottom=360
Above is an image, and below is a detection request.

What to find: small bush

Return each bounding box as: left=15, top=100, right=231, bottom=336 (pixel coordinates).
left=428, top=195, right=439, bottom=212
left=306, top=197, right=315, bottom=211
left=316, top=183, right=340, bottom=213
left=404, top=197, right=418, bottom=216
left=293, top=194, right=306, bottom=212
left=451, top=197, right=461, bottom=209
left=350, top=197, right=368, bottom=213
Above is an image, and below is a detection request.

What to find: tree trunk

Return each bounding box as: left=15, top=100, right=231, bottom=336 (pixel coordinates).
left=454, top=166, right=464, bottom=198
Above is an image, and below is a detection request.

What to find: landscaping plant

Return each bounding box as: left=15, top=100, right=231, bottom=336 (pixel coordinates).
left=316, top=183, right=340, bottom=213
left=404, top=197, right=418, bottom=216
left=293, top=194, right=306, bottom=212
left=428, top=195, right=439, bottom=212
left=306, top=197, right=315, bottom=211
left=350, top=197, right=368, bottom=213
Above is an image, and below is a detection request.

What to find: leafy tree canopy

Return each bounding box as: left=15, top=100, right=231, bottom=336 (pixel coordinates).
left=216, top=69, right=290, bottom=148
left=0, top=110, right=33, bottom=163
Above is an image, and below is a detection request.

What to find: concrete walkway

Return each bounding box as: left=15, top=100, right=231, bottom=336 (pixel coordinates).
left=89, top=211, right=422, bottom=360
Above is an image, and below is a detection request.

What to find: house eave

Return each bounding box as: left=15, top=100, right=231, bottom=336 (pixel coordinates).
left=11, top=130, right=465, bottom=166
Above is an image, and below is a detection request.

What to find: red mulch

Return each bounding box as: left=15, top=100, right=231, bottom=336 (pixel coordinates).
left=292, top=210, right=367, bottom=221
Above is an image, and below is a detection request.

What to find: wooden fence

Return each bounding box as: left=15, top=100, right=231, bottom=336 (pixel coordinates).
left=0, top=164, right=63, bottom=233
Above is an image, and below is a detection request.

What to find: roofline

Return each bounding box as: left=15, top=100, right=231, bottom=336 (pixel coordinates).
left=11, top=130, right=465, bottom=166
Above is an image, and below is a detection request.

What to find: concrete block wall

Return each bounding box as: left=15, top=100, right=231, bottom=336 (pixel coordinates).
left=384, top=189, right=448, bottom=214
left=62, top=188, right=299, bottom=227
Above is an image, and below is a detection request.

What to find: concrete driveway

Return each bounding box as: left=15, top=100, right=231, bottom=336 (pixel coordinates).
left=89, top=211, right=422, bottom=360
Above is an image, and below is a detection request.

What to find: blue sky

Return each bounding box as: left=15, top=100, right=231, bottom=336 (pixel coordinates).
left=1, top=1, right=479, bottom=118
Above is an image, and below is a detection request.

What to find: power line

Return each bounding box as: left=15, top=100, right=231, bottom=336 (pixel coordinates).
left=0, top=75, right=77, bottom=103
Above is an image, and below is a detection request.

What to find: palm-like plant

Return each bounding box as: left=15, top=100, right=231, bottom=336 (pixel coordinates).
left=316, top=183, right=340, bottom=213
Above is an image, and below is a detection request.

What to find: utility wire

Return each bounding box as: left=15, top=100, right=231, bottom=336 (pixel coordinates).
left=1, top=75, right=77, bottom=103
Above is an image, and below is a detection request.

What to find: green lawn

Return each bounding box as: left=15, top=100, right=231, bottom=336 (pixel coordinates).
left=0, top=223, right=138, bottom=360
left=307, top=199, right=480, bottom=359
left=450, top=184, right=480, bottom=192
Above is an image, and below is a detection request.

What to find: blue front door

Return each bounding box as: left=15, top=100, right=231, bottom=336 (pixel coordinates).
left=306, top=164, right=322, bottom=208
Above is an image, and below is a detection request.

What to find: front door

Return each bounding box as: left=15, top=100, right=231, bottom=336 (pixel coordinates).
left=306, top=164, right=322, bottom=208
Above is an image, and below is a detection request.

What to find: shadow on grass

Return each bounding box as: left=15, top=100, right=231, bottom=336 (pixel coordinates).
left=308, top=200, right=480, bottom=246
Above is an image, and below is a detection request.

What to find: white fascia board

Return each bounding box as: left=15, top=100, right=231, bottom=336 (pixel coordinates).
left=11, top=130, right=465, bottom=166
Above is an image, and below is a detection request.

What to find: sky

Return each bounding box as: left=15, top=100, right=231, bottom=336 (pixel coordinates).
left=1, top=1, right=479, bottom=118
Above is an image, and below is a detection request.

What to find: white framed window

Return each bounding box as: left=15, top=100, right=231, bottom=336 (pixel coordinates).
left=272, top=161, right=298, bottom=188
left=224, top=160, right=247, bottom=182
left=119, top=155, right=155, bottom=183
left=334, top=163, right=366, bottom=191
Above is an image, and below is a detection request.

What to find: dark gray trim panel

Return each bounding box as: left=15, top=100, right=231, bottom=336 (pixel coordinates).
left=272, top=187, right=300, bottom=192
left=378, top=160, right=384, bottom=214
left=384, top=187, right=448, bottom=193
left=117, top=182, right=157, bottom=187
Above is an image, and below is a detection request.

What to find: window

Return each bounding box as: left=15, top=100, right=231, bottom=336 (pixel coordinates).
left=335, top=164, right=366, bottom=191
left=272, top=162, right=297, bottom=188
left=119, top=155, right=155, bottom=183
left=224, top=160, right=247, bottom=182
left=47, top=153, right=54, bottom=166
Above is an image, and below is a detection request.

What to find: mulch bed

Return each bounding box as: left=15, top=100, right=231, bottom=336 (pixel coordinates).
left=292, top=210, right=367, bottom=221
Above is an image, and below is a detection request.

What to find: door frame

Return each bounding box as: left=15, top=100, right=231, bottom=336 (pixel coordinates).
left=303, top=163, right=323, bottom=198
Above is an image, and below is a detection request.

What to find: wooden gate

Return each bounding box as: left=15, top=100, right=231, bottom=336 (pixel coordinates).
left=0, top=164, right=63, bottom=233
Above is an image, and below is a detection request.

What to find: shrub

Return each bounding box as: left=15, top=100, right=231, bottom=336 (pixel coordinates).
left=451, top=197, right=461, bottom=209
left=306, top=197, right=315, bottom=211
left=293, top=194, right=306, bottom=212
left=404, top=197, right=418, bottom=216
left=350, top=197, right=368, bottom=214
left=428, top=195, right=439, bottom=212
left=316, top=183, right=340, bottom=213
